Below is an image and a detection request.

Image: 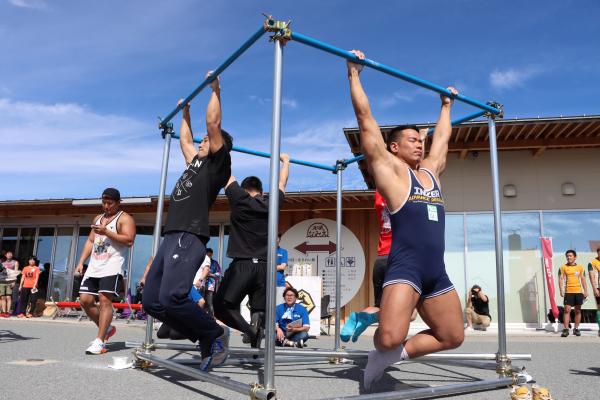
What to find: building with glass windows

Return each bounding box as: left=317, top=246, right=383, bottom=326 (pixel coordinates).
left=1, top=115, right=599, bottom=327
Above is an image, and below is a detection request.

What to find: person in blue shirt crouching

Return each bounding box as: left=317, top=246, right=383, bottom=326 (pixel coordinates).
left=275, top=287, right=310, bottom=348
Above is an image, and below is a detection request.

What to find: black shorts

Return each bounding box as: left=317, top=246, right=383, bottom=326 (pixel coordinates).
left=79, top=274, right=122, bottom=299
left=215, top=259, right=266, bottom=311
left=564, top=293, right=584, bottom=307
left=372, top=256, right=387, bottom=308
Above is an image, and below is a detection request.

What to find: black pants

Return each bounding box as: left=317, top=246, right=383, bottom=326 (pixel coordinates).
left=214, top=259, right=266, bottom=337
left=204, top=290, right=215, bottom=317
left=372, top=256, right=387, bottom=308
left=17, top=287, right=35, bottom=315
left=142, top=231, right=223, bottom=357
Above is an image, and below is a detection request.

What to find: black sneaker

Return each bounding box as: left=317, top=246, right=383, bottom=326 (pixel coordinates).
left=573, top=328, right=581, bottom=336
left=561, top=328, right=569, bottom=337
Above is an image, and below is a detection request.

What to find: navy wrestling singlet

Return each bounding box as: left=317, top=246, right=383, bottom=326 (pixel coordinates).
left=383, top=167, right=454, bottom=298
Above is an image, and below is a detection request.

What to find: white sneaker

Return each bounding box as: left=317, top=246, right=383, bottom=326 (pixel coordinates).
left=465, top=326, right=474, bottom=332
left=85, top=338, right=106, bottom=355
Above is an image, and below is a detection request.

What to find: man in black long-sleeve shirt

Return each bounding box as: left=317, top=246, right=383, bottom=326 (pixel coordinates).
left=142, top=72, right=232, bottom=371
left=214, top=154, right=290, bottom=347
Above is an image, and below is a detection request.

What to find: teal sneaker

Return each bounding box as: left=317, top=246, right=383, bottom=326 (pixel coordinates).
left=352, top=311, right=379, bottom=342
left=340, top=312, right=358, bottom=342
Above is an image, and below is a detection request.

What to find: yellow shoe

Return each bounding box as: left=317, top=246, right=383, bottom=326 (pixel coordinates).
left=510, top=385, right=532, bottom=400
left=532, top=385, right=554, bottom=400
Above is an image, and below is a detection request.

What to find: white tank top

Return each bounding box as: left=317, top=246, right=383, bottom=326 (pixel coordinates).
left=85, top=211, right=127, bottom=278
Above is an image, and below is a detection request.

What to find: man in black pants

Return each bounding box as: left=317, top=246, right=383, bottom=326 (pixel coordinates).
left=214, top=153, right=290, bottom=347
left=142, top=72, right=232, bottom=370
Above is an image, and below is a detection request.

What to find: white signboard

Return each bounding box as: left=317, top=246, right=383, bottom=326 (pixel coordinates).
left=281, top=218, right=365, bottom=308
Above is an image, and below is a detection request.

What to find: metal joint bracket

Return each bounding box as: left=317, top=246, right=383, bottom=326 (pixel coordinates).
left=333, top=160, right=347, bottom=174
left=485, top=101, right=504, bottom=119
left=496, top=353, right=513, bottom=377
left=159, top=121, right=174, bottom=139
left=250, top=382, right=275, bottom=400
left=263, top=14, right=292, bottom=42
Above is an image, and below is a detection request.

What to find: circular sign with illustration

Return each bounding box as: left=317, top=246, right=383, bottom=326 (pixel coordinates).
left=280, top=218, right=365, bottom=308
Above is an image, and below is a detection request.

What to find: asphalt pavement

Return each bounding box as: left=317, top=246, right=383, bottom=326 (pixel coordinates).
left=1, top=318, right=598, bottom=399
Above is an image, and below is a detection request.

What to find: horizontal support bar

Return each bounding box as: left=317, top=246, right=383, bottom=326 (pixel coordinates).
left=290, top=31, right=500, bottom=115
left=135, top=352, right=274, bottom=400
left=173, top=355, right=338, bottom=366
left=170, top=133, right=337, bottom=171
left=344, top=110, right=488, bottom=165
left=127, top=342, right=530, bottom=362
left=159, top=25, right=266, bottom=128
left=323, top=376, right=524, bottom=400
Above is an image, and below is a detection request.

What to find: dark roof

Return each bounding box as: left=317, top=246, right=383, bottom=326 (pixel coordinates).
left=0, top=190, right=376, bottom=218
left=343, top=115, right=600, bottom=189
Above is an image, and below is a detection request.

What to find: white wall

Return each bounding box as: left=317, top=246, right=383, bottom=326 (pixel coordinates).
left=443, top=148, right=600, bottom=212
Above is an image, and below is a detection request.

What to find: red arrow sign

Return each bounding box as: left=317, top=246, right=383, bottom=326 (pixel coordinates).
left=294, top=241, right=337, bottom=255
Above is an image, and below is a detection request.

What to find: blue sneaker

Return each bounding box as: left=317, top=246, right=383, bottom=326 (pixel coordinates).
left=340, top=312, right=358, bottom=342
left=352, top=311, right=379, bottom=342
left=199, top=326, right=230, bottom=371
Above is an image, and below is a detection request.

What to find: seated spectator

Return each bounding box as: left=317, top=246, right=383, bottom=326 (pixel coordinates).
left=17, top=256, right=41, bottom=318
left=275, top=287, right=310, bottom=348
left=465, top=284, right=491, bottom=331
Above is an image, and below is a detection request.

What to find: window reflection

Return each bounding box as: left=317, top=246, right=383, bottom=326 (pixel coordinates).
left=542, top=211, right=600, bottom=312
left=502, top=213, right=542, bottom=324
left=18, top=227, right=36, bottom=263
left=50, top=227, right=74, bottom=301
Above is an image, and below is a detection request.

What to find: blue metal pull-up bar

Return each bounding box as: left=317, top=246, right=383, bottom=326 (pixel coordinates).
left=158, top=25, right=267, bottom=129
left=289, top=31, right=502, bottom=116
left=343, top=109, right=487, bottom=165
left=171, top=133, right=336, bottom=172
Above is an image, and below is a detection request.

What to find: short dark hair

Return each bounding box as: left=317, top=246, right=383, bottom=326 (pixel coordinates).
left=241, top=176, right=263, bottom=193
left=283, top=287, right=299, bottom=298
left=206, top=248, right=213, bottom=254
left=386, top=125, right=420, bottom=150
left=565, top=249, right=577, bottom=257
left=220, top=129, right=233, bottom=152
left=102, top=187, right=121, bottom=201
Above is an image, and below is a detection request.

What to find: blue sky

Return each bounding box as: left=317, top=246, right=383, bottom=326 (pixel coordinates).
left=1, top=0, right=599, bottom=201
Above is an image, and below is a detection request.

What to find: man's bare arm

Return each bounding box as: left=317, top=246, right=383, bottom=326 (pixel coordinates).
left=75, top=218, right=97, bottom=273
left=590, top=267, right=599, bottom=296
left=278, top=153, right=290, bottom=193
left=347, top=50, right=399, bottom=204
left=206, top=72, right=224, bottom=153
left=423, top=87, right=457, bottom=177
left=581, top=273, right=588, bottom=297
left=178, top=101, right=197, bottom=165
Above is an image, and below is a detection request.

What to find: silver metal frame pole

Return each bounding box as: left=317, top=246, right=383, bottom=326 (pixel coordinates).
left=322, top=376, right=524, bottom=400
left=334, top=163, right=343, bottom=350
left=143, top=131, right=172, bottom=352
left=135, top=352, right=273, bottom=400
left=264, top=38, right=284, bottom=391
left=487, top=117, right=509, bottom=374
left=126, top=341, right=531, bottom=361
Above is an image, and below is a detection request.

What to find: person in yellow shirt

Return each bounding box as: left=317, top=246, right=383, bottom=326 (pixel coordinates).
left=558, top=249, right=588, bottom=337
left=587, top=247, right=600, bottom=337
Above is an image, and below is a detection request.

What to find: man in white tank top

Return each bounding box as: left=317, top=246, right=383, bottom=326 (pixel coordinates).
left=75, top=188, right=136, bottom=355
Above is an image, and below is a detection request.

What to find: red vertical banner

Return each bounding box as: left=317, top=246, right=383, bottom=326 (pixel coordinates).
left=541, top=237, right=559, bottom=319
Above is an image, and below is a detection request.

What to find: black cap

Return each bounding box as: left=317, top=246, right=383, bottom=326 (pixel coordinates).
left=102, top=188, right=121, bottom=201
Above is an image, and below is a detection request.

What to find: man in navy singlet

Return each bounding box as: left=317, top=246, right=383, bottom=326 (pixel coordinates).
left=346, top=50, right=464, bottom=390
